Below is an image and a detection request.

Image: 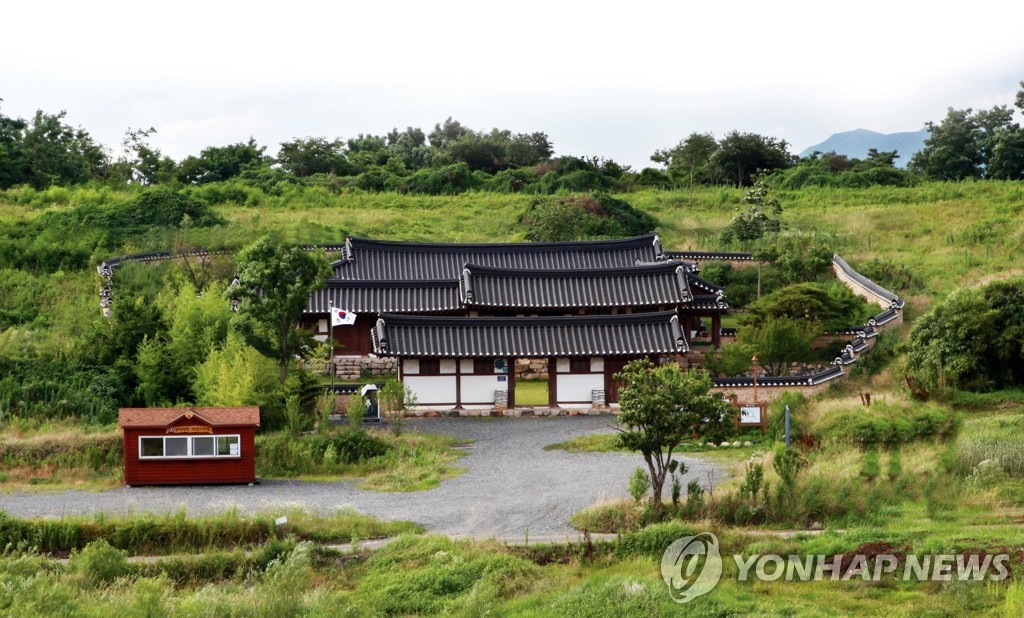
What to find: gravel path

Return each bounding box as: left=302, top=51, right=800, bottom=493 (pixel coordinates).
left=0, top=416, right=726, bottom=536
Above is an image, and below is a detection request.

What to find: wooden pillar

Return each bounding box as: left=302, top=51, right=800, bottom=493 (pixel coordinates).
left=547, top=357, right=558, bottom=408
left=454, top=358, right=462, bottom=409
left=712, top=314, right=722, bottom=348
left=505, top=357, right=515, bottom=409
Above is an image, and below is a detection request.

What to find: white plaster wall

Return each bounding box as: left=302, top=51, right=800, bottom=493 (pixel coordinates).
left=405, top=375, right=456, bottom=404
left=557, top=374, right=603, bottom=403
left=461, top=375, right=503, bottom=403
left=556, top=358, right=570, bottom=373
left=404, top=359, right=420, bottom=375
left=459, top=358, right=474, bottom=373
left=440, top=358, right=457, bottom=374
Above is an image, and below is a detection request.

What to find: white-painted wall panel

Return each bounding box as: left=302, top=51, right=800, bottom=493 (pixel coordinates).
left=556, top=374, right=603, bottom=403
left=405, top=375, right=456, bottom=404
left=461, top=375, right=503, bottom=403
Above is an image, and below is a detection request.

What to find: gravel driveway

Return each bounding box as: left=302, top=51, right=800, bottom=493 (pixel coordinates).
left=0, top=416, right=726, bottom=536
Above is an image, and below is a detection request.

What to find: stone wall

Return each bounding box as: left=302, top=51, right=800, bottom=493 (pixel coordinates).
left=332, top=356, right=398, bottom=381
left=514, top=358, right=549, bottom=379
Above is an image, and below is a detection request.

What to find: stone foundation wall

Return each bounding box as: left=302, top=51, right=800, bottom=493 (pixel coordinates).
left=514, top=358, right=549, bottom=379
left=332, top=356, right=398, bottom=381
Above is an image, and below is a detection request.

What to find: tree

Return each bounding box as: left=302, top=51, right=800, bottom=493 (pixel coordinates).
left=0, top=104, right=30, bottom=189
left=115, top=127, right=177, bottom=185
left=738, top=317, right=818, bottom=376
left=745, top=282, right=872, bottom=332
left=176, top=138, right=268, bottom=184
left=615, top=360, right=736, bottom=506
left=193, top=331, right=281, bottom=406
left=652, top=132, right=719, bottom=186
left=428, top=117, right=471, bottom=148
left=17, top=110, right=108, bottom=188
left=908, top=106, right=1020, bottom=181
left=229, top=238, right=330, bottom=384
left=712, top=131, right=792, bottom=186
left=277, top=137, right=352, bottom=177
left=719, top=173, right=783, bottom=243
left=907, top=279, right=1024, bottom=391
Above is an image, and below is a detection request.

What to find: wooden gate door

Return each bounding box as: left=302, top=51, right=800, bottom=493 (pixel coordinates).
left=604, top=359, right=629, bottom=404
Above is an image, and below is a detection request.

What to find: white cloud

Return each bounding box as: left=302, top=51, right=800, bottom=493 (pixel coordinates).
left=1, top=0, right=1022, bottom=168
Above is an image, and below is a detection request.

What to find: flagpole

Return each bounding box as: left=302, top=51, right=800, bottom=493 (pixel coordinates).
left=329, top=301, right=336, bottom=390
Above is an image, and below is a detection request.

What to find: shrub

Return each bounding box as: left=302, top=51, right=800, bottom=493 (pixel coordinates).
left=628, top=467, right=651, bottom=504
left=615, top=521, right=695, bottom=558
left=67, top=539, right=129, bottom=587
left=255, top=430, right=391, bottom=477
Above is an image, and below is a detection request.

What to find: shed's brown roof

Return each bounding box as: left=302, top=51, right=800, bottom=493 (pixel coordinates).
left=118, top=407, right=260, bottom=428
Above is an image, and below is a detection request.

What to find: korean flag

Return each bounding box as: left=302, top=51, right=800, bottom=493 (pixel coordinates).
left=331, top=308, right=357, bottom=326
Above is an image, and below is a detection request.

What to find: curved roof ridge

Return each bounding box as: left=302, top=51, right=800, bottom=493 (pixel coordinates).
left=348, top=234, right=660, bottom=253
left=462, top=261, right=680, bottom=277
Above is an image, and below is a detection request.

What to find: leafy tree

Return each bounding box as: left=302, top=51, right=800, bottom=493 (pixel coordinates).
left=115, top=127, right=177, bottom=185
left=909, top=105, right=1021, bottom=181
left=229, top=238, right=330, bottom=383
left=988, top=125, right=1024, bottom=180
left=745, top=282, right=872, bottom=332
left=193, top=331, right=281, bottom=406
left=176, top=138, right=268, bottom=184
left=277, top=137, right=352, bottom=177
left=753, top=233, right=834, bottom=284
left=652, top=132, right=719, bottom=186
left=720, top=174, right=783, bottom=243
left=0, top=105, right=29, bottom=189
left=428, top=117, right=472, bottom=148
left=712, top=131, right=792, bottom=186
left=8, top=109, right=109, bottom=188
left=615, top=360, right=736, bottom=506
left=907, top=279, right=1024, bottom=391
left=521, top=194, right=656, bottom=241
left=738, top=317, right=818, bottom=376
left=386, top=126, right=433, bottom=170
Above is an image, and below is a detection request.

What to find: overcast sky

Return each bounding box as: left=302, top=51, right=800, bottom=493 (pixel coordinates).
left=3, top=1, right=1023, bottom=169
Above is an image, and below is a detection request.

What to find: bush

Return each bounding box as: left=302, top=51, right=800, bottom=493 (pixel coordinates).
left=67, top=539, right=129, bottom=587
left=628, top=468, right=651, bottom=504
left=256, top=430, right=391, bottom=477
left=817, top=404, right=962, bottom=446
left=615, top=521, right=695, bottom=558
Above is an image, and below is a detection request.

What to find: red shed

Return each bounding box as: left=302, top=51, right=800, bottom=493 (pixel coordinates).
left=118, top=407, right=260, bottom=486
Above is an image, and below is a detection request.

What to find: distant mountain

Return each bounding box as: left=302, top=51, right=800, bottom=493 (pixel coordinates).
left=799, top=128, right=929, bottom=169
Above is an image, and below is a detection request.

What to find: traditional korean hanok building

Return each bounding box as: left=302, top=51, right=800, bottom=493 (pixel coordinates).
left=302, top=235, right=729, bottom=366
left=118, top=407, right=260, bottom=486
left=371, top=311, right=688, bottom=409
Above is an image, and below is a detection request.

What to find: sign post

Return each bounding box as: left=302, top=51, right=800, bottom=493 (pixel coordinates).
left=784, top=404, right=791, bottom=449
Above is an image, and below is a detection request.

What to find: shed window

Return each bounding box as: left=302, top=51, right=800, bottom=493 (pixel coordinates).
left=419, top=358, right=441, bottom=376
left=138, top=435, right=242, bottom=459
left=192, top=436, right=215, bottom=456
left=141, top=437, right=164, bottom=457
left=165, top=437, right=188, bottom=457
left=473, top=358, right=495, bottom=375
left=569, top=357, right=592, bottom=374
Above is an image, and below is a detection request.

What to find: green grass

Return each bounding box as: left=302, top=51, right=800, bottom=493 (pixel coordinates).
left=0, top=426, right=471, bottom=493
left=515, top=378, right=549, bottom=406
left=0, top=508, right=420, bottom=555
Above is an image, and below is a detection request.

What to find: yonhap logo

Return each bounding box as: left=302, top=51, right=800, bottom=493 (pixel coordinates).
left=660, top=532, right=723, bottom=604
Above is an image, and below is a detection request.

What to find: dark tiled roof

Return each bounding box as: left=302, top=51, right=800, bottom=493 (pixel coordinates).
left=118, top=407, right=260, bottom=428
left=686, top=273, right=724, bottom=294
left=332, top=235, right=665, bottom=280
left=460, top=262, right=692, bottom=309
left=306, top=280, right=461, bottom=314
left=372, top=311, right=687, bottom=358
left=667, top=250, right=756, bottom=261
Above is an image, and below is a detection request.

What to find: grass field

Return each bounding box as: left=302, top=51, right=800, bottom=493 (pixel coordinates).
left=515, top=379, right=549, bottom=406
left=3, top=181, right=1024, bottom=614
